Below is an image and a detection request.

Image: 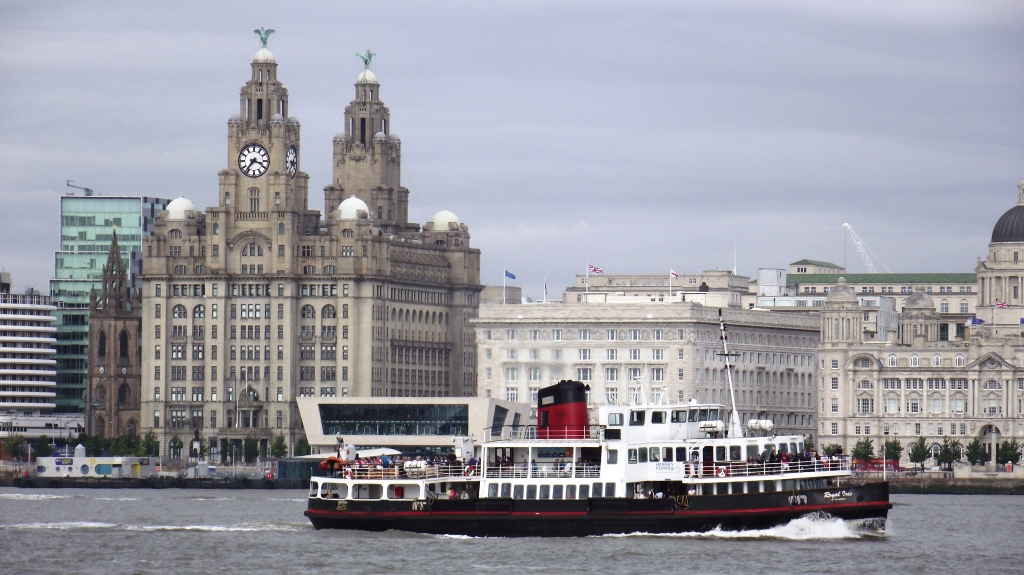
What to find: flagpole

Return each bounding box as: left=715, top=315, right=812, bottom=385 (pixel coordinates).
left=668, top=271, right=672, bottom=299
left=543, top=276, right=547, bottom=303
left=503, top=272, right=506, bottom=305
left=585, top=263, right=589, bottom=295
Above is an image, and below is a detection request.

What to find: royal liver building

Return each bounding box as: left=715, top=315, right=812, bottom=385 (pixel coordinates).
left=140, top=33, right=481, bottom=461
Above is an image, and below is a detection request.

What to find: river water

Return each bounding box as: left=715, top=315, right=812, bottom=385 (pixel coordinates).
left=0, top=488, right=1019, bottom=575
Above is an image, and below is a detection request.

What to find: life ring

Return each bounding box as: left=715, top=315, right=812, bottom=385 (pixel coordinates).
left=464, top=465, right=474, bottom=476
left=343, top=468, right=353, bottom=479
left=716, top=466, right=728, bottom=477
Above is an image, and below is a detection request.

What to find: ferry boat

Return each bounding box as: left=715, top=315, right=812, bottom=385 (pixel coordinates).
left=305, top=316, right=891, bottom=537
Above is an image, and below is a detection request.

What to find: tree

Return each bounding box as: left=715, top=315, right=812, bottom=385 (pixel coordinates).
left=2, top=435, right=28, bottom=461
left=908, top=436, right=929, bottom=471
left=32, top=436, right=54, bottom=458
left=803, top=435, right=815, bottom=452
left=883, top=439, right=903, bottom=465
left=937, top=436, right=961, bottom=471
left=243, top=436, right=260, bottom=464
left=964, top=438, right=987, bottom=466
left=851, top=438, right=875, bottom=463
left=294, top=437, right=311, bottom=456
left=997, top=439, right=1022, bottom=466
left=134, top=431, right=160, bottom=457
left=270, top=435, right=288, bottom=458
left=110, top=433, right=138, bottom=457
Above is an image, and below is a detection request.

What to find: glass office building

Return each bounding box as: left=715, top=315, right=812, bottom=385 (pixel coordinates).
left=49, top=194, right=169, bottom=413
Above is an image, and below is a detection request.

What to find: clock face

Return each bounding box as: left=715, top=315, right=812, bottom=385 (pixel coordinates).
left=98, top=366, right=105, bottom=374
left=285, top=146, right=297, bottom=179
left=238, top=144, right=270, bottom=178
left=121, top=367, right=128, bottom=374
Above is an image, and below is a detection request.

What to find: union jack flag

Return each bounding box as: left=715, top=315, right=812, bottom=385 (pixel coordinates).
left=587, top=264, right=603, bottom=274
left=997, top=301, right=1008, bottom=308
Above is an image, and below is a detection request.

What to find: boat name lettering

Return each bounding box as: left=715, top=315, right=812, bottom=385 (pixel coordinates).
left=655, top=462, right=677, bottom=472
left=823, top=490, right=852, bottom=500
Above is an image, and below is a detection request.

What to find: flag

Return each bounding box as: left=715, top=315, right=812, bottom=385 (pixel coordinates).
left=996, top=301, right=1008, bottom=308
left=587, top=264, right=604, bottom=274
left=504, top=269, right=516, bottom=280
left=1019, top=318, right=1024, bottom=324
left=968, top=317, right=985, bottom=325
left=670, top=269, right=678, bottom=279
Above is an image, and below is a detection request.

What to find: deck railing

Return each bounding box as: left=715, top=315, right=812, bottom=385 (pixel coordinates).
left=484, top=463, right=602, bottom=479
left=315, top=462, right=479, bottom=481
left=702, top=457, right=851, bottom=479
left=485, top=424, right=605, bottom=441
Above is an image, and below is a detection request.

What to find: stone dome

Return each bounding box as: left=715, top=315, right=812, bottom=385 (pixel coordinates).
left=228, top=114, right=242, bottom=124
left=389, top=133, right=401, bottom=142
left=254, top=47, right=275, bottom=63
left=287, top=116, right=300, bottom=125
left=904, top=287, right=935, bottom=310
left=430, top=210, right=460, bottom=230
left=357, top=69, right=378, bottom=84
left=992, top=204, right=1024, bottom=243
left=373, top=131, right=387, bottom=141
left=270, top=113, right=285, bottom=124
left=333, top=132, right=348, bottom=142
left=165, top=197, right=197, bottom=220
left=825, top=277, right=858, bottom=304
left=335, top=196, right=369, bottom=220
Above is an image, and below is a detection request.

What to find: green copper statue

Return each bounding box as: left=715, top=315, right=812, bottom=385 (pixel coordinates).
left=254, top=27, right=275, bottom=48
left=356, top=49, right=376, bottom=69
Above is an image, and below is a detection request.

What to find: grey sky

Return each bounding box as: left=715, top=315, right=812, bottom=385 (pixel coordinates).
left=2, top=1, right=1022, bottom=298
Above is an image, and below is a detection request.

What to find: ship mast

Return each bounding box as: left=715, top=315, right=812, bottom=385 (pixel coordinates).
left=716, top=309, right=744, bottom=438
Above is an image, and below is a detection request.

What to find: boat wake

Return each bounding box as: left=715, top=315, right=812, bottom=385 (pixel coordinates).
left=613, top=513, right=880, bottom=540
left=0, top=493, right=74, bottom=501
left=0, top=521, right=308, bottom=533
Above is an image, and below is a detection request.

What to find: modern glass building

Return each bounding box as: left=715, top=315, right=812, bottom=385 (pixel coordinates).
left=49, top=194, right=169, bottom=414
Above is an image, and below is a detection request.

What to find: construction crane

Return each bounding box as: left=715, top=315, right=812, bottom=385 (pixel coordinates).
left=66, top=180, right=94, bottom=196
left=842, top=222, right=887, bottom=273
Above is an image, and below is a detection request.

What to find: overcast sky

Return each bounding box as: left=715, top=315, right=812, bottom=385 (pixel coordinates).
left=3, top=1, right=1023, bottom=298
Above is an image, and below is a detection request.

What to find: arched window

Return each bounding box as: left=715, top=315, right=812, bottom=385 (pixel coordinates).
left=172, top=305, right=187, bottom=318
left=97, top=331, right=107, bottom=357
left=118, top=382, right=131, bottom=405
left=96, top=385, right=106, bottom=403
left=169, top=229, right=182, bottom=238
left=301, top=305, right=316, bottom=319
left=119, top=330, right=129, bottom=358
left=932, top=355, right=941, bottom=367
left=322, top=305, right=336, bottom=319
left=342, top=229, right=354, bottom=238
left=888, top=355, right=897, bottom=367
left=910, top=355, right=920, bottom=367
left=174, top=265, right=187, bottom=275
left=193, top=305, right=205, bottom=318
left=955, top=355, right=965, bottom=367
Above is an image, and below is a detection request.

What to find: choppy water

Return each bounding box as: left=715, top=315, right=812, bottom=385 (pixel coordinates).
left=0, top=489, right=1019, bottom=575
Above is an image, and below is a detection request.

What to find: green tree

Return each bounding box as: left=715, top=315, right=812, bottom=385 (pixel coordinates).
left=270, top=435, right=288, bottom=458
left=243, top=436, right=260, bottom=464
left=851, top=438, right=875, bottom=463
left=908, top=436, right=929, bottom=472
left=83, top=434, right=108, bottom=458
left=134, top=431, right=160, bottom=457
left=964, top=438, right=987, bottom=466
left=2, top=435, right=28, bottom=461
left=937, top=436, right=961, bottom=471
left=32, top=436, right=54, bottom=458
left=997, top=439, right=1022, bottom=466
left=294, top=437, right=311, bottom=456
left=803, top=435, right=815, bottom=452
left=883, top=439, right=903, bottom=465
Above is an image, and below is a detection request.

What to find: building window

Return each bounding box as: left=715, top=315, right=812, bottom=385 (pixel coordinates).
left=831, top=398, right=838, bottom=413
left=606, top=367, right=618, bottom=382
left=888, top=355, right=897, bottom=367
left=577, top=368, right=592, bottom=381
left=552, top=329, right=562, bottom=341
left=578, top=349, right=591, bottom=361
left=628, top=329, right=640, bottom=341
left=606, top=387, right=618, bottom=403
left=506, top=387, right=519, bottom=402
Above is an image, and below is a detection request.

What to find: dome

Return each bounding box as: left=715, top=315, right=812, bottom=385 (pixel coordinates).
left=165, top=197, right=197, bottom=220
left=333, top=132, right=348, bottom=141
left=335, top=196, right=369, bottom=220
left=271, top=113, right=285, bottom=124
left=825, top=277, right=858, bottom=304
left=430, top=210, right=460, bottom=230
left=357, top=69, right=378, bottom=84
left=287, top=116, right=300, bottom=125
left=904, top=287, right=935, bottom=310
left=254, top=47, right=275, bottom=63
left=373, top=131, right=387, bottom=141
left=991, top=205, right=1024, bottom=243
left=389, top=133, right=401, bottom=142
left=228, top=114, right=242, bottom=124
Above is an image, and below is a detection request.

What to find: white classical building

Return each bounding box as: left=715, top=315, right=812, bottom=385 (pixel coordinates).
left=475, top=289, right=820, bottom=438
left=818, top=181, right=1024, bottom=466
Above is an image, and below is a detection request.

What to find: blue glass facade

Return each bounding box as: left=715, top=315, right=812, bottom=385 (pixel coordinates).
left=319, top=404, right=469, bottom=437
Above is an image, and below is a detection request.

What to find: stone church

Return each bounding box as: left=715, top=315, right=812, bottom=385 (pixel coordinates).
left=139, top=33, right=482, bottom=462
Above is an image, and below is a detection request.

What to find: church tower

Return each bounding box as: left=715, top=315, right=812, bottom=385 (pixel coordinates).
left=323, top=51, right=409, bottom=233
left=88, top=231, right=142, bottom=439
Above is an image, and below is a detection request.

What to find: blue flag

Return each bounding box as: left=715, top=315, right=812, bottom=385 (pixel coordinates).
left=504, top=269, right=516, bottom=280
left=969, top=317, right=985, bottom=325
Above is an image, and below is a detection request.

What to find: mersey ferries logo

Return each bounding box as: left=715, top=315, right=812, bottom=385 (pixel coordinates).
left=823, top=490, right=853, bottom=500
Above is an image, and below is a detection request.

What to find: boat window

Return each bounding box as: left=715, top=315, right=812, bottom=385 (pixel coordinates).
left=671, top=409, right=688, bottom=423
left=607, top=449, right=618, bottom=464
left=730, top=446, right=742, bottom=461
left=579, top=484, right=589, bottom=498
left=746, top=445, right=759, bottom=460
left=764, top=481, right=777, bottom=493
left=747, top=481, right=761, bottom=494
left=605, top=483, right=616, bottom=497
left=513, top=485, right=524, bottom=499
left=637, top=448, right=648, bottom=463
left=697, top=408, right=709, bottom=422
left=716, top=446, right=726, bottom=461
left=592, top=483, right=603, bottom=497
left=629, top=411, right=645, bottom=426
left=688, top=409, right=699, bottom=423
left=608, top=412, right=623, bottom=426
left=778, top=443, right=789, bottom=454
left=675, top=447, right=688, bottom=461
left=790, top=442, right=798, bottom=454
left=651, top=411, right=666, bottom=424
left=663, top=447, right=673, bottom=462
left=567, top=485, right=577, bottom=499
left=628, top=449, right=638, bottom=464
left=540, top=485, right=550, bottom=499
left=488, top=484, right=499, bottom=498
left=649, top=448, right=660, bottom=462
left=501, top=483, right=512, bottom=498
left=709, top=408, right=721, bottom=421
left=552, top=485, right=564, bottom=499
left=526, top=485, right=537, bottom=499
